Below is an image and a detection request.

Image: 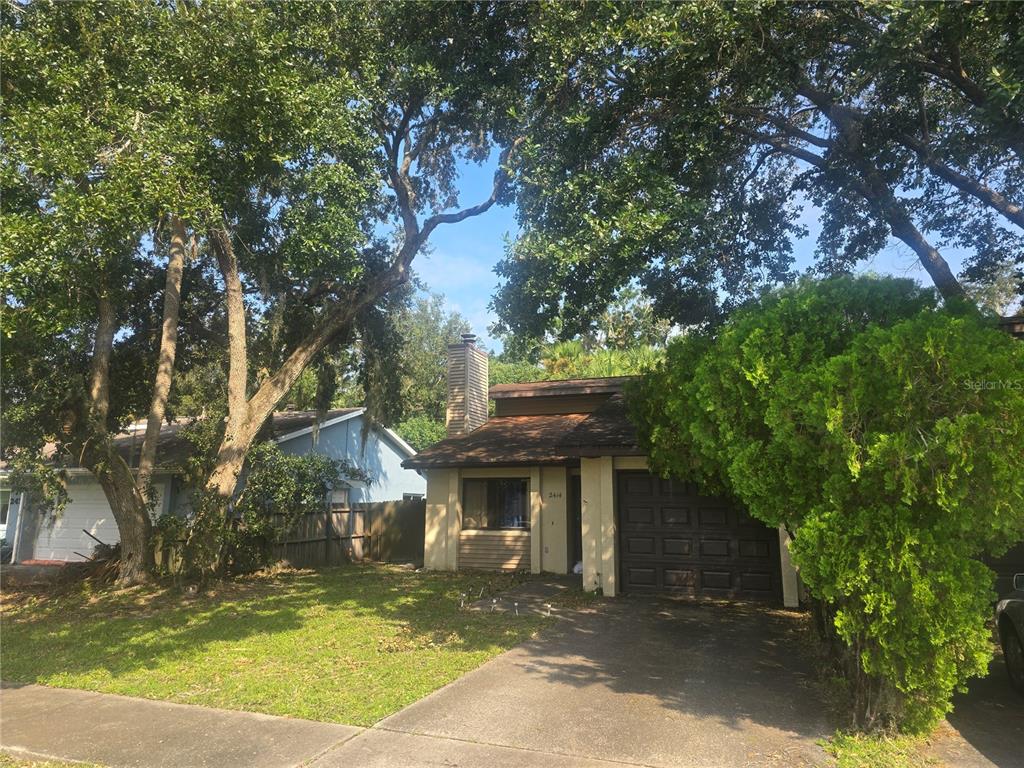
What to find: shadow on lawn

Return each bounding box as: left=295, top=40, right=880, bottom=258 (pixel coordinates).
left=0, top=565, right=530, bottom=685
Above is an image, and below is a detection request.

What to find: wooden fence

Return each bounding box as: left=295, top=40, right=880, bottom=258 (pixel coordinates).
left=270, top=498, right=425, bottom=569
left=154, top=498, right=425, bottom=572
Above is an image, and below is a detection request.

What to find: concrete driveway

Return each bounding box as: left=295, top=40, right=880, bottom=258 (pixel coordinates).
left=314, top=597, right=832, bottom=768
left=928, top=658, right=1024, bottom=768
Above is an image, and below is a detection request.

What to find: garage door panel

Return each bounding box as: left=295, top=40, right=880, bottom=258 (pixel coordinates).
left=740, top=572, right=774, bottom=592
left=624, top=506, right=654, bottom=525
left=698, top=507, right=731, bottom=526
left=617, top=471, right=781, bottom=602
left=625, top=567, right=657, bottom=587
left=739, top=539, right=771, bottom=558
left=663, top=538, right=692, bottom=556
left=699, top=538, right=731, bottom=557
left=664, top=569, right=695, bottom=589
left=661, top=506, right=690, bottom=525
left=626, top=536, right=656, bottom=555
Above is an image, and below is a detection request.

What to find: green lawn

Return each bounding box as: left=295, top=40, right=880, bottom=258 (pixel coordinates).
left=0, top=565, right=545, bottom=726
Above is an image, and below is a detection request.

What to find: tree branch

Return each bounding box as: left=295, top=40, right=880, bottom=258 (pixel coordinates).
left=912, top=54, right=1024, bottom=159
left=729, top=106, right=832, bottom=148
left=796, top=84, right=965, bottom=300
left=731, top=125, right=829, bottom=170
left=421, top=137, right=524, bottom=239
left=896, top=133, right=1024, bottom=229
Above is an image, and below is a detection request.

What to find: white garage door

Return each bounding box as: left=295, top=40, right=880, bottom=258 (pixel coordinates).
left=33, top=478, right=163, bottom=562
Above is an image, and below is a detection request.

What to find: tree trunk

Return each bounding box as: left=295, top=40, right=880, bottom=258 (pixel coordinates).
left=88, top=291, right=117, bottom=426
left=85, top=290, right=154, bottom=584
left=204, top=226, right=367, bottom=513
left=886, top=214, right=966, bottom=301
left=138, top=215, right=188, bottom=496
left=206, top=225, right=251, bottom=505
left=87, top=443, right=156, bottom=585
left=203, top=307, right=356, bottom=502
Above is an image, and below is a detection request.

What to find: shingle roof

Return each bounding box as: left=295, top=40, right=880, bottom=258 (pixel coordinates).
left=556, top=393, right=642, bottom=456
left=489, top=376, right=635, bottom=399
left=402, top=413, right=591, bottom=469
left=402, top=384, right=644, bottom=469
left=5, top=409, right=364, bottom=472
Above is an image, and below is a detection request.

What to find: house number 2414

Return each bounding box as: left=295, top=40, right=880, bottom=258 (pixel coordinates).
left=547, top=491, right=563, bottom=499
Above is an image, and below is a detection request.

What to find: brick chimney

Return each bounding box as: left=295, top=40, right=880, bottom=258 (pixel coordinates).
left=446, top=333, right=489, bottom=437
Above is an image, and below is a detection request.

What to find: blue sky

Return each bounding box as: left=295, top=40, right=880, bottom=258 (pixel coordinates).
left=418, top=156, right=970, bottom=353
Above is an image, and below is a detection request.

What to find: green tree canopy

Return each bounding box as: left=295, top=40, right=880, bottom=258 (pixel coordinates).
left=494, top=1, right=1024, bottom=340
left=2, top=0, right=533, bottom=580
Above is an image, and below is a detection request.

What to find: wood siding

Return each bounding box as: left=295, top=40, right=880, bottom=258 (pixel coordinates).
left=465, top=345, right=489, bottom=431
left=446, top=342, right=489, bottom=436
left=458, top=529, right=530, bottom=571
left=494, top=393, right=610, bottom=417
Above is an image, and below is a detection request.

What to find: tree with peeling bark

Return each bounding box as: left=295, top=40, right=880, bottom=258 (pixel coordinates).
left=2, top=1, right=532, bottom=581
left=493, top=0, right=1023, bottom=340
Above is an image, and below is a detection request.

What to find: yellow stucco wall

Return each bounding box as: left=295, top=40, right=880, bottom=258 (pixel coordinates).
left=540, top=466, right=568, bottom=574
left=424, top=469, right=452, bottom=570
left=422, top=465, right=568, bottom=576
left=423, top=456, right=800, bottom=602
left=580, top=457, right=604, bottom=593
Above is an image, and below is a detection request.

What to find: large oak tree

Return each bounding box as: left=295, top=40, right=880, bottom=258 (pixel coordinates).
left=2, top=1, right=530, bottom=581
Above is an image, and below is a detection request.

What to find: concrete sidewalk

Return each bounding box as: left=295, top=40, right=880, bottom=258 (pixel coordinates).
left=0, top=684, right=361, bottom=768
left=1, top=683, right=630, bottom=768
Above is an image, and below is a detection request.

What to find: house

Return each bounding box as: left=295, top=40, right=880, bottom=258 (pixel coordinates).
left=403, top=334, right=801, bottom=606
left=3, top=408, right=425, bottom=564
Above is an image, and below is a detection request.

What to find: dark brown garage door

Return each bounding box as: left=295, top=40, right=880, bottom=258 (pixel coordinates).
left=617, top=471, right=782, bottom=602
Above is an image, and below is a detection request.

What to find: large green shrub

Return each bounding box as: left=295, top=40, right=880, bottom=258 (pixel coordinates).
left=164, top=438, right=368, bottom=576
left=634, top=277, right=1024, bottom=732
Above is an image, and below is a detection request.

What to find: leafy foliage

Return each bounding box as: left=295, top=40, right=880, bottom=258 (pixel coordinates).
left=495, top=1, right=1024, bottom=338
left=392, top=293, right=471, bottom=422
left=226, top=443, right=367, bottom=573
left=162, top=436, right=368, bottom=576
left=395, top=414, right=448, bottom=453
left=634, top=277, right=1024, bottom=732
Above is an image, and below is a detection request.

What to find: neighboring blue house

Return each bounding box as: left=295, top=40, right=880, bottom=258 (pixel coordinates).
left=274, top=408, right=423, bottom=506
left=3, top=408, right=424, bottom=564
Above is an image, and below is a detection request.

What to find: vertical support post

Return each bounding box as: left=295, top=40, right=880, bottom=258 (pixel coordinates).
left=529, top=466, right=542, bottom=574
left=599, top=456, right=616, bottom=597
left=580, top=458, right=601, bottom=592
left=778, top=526, right=800, bottom=608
